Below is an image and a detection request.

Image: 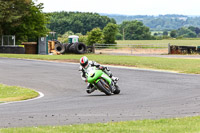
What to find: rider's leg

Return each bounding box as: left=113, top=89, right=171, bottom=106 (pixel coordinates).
left=103, top=67, right=119, bottom=82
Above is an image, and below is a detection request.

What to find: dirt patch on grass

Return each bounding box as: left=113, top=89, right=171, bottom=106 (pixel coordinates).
left=95, top=48, right=168, bottom=55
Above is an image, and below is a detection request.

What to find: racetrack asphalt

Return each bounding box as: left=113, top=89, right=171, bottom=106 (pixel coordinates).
left=0, top=58, right=200, bottom=128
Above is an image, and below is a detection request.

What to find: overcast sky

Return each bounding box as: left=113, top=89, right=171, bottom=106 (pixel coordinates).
left=36, top=0, right=200, bottom=16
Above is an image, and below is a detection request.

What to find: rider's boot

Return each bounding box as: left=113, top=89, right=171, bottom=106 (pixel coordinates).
left=104, top=68, right=119, bottom=82
left=111, top=76, right=119, bottom=83
left=86, top=84, right=96, bottom=94
left=105, top=69, right=119, bottom=83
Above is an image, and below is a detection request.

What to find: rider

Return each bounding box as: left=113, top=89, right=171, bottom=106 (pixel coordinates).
left=79, top=56, right=119, bottom=94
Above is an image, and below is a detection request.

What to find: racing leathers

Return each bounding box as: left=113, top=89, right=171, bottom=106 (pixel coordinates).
left=79, top=61, right=118, bottom=94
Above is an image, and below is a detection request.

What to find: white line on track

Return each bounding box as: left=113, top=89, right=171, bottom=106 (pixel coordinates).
left=0, top=91, right=44, bottom=105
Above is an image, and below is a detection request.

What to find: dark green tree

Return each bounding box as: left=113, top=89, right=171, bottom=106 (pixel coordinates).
left=177, top=27, right=191, bottom=36
left=170, top=30, right=177, bottom=38
left=188, top=26, right=200, bottom=35
left=115, top=32, right=123, bottom=40
left=0, top=0, right=49, bottom=44
left=0, top=0, right=32, bottom=35
left=154, top=33, right=158, bottom=36
left=188, top=26, right=196, bottom=32
left=177, top=27, right=196, bottom=38
left=87, top=28, right=103, bottom=46
left=186, top=31, right=196, bottom=38
left=119, top=20, right=152, bottom=40
left=195, top=27, right=200, bottom=35
left=103, top=23, right=118, bottom=44
left=14, top=2, right=49, bottom=42
left=163, top=30, right=168, bottom=36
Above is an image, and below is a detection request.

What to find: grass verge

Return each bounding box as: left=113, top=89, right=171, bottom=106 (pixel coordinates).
left=0, top=84, right=39, bottom=103
left=0, top=116, right=200, bottom=133
left=0, top=54, right=200, bottom=74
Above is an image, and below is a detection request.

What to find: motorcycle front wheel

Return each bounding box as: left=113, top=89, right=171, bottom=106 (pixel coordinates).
left=96, top=79, right=112, bottom=95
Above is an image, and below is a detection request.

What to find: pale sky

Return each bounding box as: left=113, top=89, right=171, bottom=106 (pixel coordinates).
left=36, top=0, right=200, bottom=16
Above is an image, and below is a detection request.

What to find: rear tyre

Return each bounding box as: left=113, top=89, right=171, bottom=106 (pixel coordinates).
left=96, top=79, right=112, bottom=95
left=75, top=42, right=87, bottom=54
left=113, top=85, right=120, bottom=94
left=67, top=42, right=87, bottom=54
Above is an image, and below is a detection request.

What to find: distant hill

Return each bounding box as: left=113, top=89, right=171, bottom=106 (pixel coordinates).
left=101, top=14, right=200, bottom=31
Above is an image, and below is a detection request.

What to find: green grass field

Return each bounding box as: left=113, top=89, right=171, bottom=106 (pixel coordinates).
left=1, top=116, right=200, bottom=133
left=0, top=54, right=200, bottom=74
left=116, top=39, right=200, bottom=46
left=0, top=84, right=39, bottom=103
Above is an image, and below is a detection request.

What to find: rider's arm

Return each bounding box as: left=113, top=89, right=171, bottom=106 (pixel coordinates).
left=91, top=61, right=107, bottom=70
left=79, top=66, right=87, bottom=81
left=91, top=61, right=102, bottom=68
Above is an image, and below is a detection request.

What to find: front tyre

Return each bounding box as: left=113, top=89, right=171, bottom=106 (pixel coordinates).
left=96, top=79, right=112, bottom=95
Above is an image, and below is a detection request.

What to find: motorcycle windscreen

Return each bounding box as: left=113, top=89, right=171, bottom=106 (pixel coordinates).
left=87, top=70, right=103, bottom=83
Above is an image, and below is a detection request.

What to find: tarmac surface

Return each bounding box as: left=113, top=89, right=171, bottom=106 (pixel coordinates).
left=0, top=58, right=200, bottom=128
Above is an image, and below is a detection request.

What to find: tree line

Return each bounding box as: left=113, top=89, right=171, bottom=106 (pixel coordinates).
left=47, top=12, right=116, bottom=35
left=0, top=0, right=49, bottom=44
left=1, top=1, right=200, bottom=46
left=105, top=14, right=200, bottom=31
left=50, top=12, right=154, bottom=45
left=169, top=26, right=200, bottom=38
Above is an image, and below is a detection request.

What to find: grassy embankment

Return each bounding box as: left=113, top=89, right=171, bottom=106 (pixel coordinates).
left=0, top=54, right=199, bottom=74
left=0, top=84, right=39, bottom=103
left=1, top=116, right=200, bottom=133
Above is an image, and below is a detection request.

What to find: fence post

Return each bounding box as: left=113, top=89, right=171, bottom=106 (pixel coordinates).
left=168, top=43, right=171, bottom=54
left=131, top=48, right=133, bottom=55
left=8, top=36, right=9, bottom=46
left=92, top=44, right=95, bottom=53
left=1, top=36, right=3, bottom=46
left=128, top=44, right=133, bottom=55
left=13, top=36, right=15, bottom=46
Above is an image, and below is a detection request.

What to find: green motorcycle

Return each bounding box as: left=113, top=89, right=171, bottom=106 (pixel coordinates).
left=86, top=66, right=120, bottom=95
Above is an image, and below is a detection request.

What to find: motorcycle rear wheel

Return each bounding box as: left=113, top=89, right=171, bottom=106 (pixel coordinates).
left=113, top=84, right=120, bottom=94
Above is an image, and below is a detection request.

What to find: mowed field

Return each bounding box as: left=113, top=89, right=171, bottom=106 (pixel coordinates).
left=117, top=39, right=200, bottom=46
left=96, top=39, right=200, bottom=55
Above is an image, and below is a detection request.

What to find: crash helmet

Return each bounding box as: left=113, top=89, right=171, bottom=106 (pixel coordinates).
left=80, top=56, right=89, bottom=68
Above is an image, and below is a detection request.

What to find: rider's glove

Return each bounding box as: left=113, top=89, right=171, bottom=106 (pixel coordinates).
left=85, top=79, right=88, bottom=82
